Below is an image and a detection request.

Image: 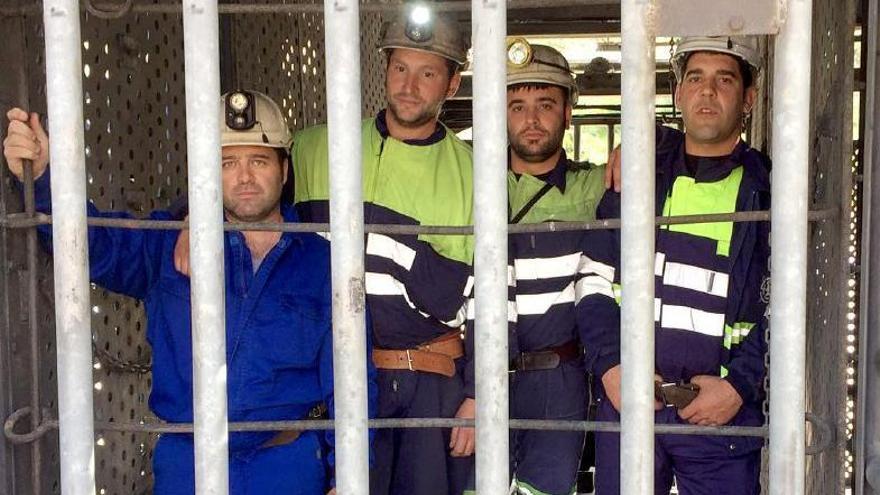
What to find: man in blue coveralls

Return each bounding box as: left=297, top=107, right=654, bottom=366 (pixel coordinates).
left=578, top=36, right=771, bottom=494
left=3, top=90, right=376, bottom=494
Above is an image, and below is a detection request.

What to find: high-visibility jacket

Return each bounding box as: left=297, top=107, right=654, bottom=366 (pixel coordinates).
left=579, top=137, right=771, bottom=413
left=292, top=110, right=474, bottom=383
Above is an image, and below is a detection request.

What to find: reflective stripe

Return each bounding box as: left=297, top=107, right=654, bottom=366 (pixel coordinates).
left=655, top=298, right=661, bottom=322
left=660, top=304, right=725, bottom=337
left=723, top=321, right=756, bottom=349
left=467, top=298, right=517, bottom=323
left=655, top=251, right=665, bottom=276
left=366, top=272, right=466, bottom=327
left=575, top=275, right=615, bottom=302
left=366, top=233, right=416, bottom=271
left=463, top=275, right=475, bottom=297
left=516, top=282, right=575, bottom=315
left=577, top=254, right=615, bottom=281
left=663, top=261, right=729, bottom=298
left=515, top=252, right=581, bottom=281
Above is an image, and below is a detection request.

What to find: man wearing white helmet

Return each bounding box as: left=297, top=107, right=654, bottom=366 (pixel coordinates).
left=290, top=6, right=476, bottom=495
left=462, top=40, right=605, bottom=495
left=579, top=36, right=771, bottom=494
left=3, top=91, right=376, bottom=495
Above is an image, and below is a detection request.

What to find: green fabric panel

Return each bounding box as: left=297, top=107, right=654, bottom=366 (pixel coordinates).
left=661, top=166, right=744, bottom=256
left=507, top=164, right=605, bottom=224
left=292, top=118, right=475, bottom=264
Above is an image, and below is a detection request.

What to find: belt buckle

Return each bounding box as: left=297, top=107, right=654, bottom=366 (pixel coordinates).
left=405, top=349, right=414, bottom=371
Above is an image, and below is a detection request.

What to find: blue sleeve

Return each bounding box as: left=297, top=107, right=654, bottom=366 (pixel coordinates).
left=405, top=239, right=471, bottom=327
left=576, top=194, right=622, bottom=378
left=724, top=218, right=771, bottom=406
left=29, top=167, right=168, bottom=299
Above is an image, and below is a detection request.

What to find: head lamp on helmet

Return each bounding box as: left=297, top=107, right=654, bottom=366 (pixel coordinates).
left=671, top=36, right=762, bottom=82
left=379, top=5, right=469, bottom=66
left=220, top=90, right=293, bottom=150
left=505, top=39, right=579, bottom=105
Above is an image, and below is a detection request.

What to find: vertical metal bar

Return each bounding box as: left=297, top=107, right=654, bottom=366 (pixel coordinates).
left=323, top=0, right=369, bottom=492
left=41, top=0, right=96, bottom=493
left=857, top=0, right=880, bottom=492
left=182, top=1, right=228, bottom=494
left=607, top=123, right=615, bottom=161
left=23, top=161, right=43, bottom=495
left=10, top=11, right=43, bottom=493
left=619, top=1, right=656, bottom=494
left=768, top=0, right=813, bottom=494
left=471, top=0, right=508, bottom=492
left=574, top=123, right=582, bottom=160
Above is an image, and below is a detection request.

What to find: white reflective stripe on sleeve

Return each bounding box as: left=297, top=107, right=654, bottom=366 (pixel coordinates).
left=366, top=233, right=416, bottom=271
left=575, top=275, right=615, bottom=303
left=508, top=266, right=516, bottom=287
left=577, top=254, right=615, bottom=281
left=465, top=298, right=517, bottom=323
left=655, top=251, right=665, bottom=277
left=463, top=275, right=475, bottom=297
left=515, top=252, right=581, bottom=281
left=318, top=232, right=330, bottom=240
left=660, top=304, right=725, bottom=337
left=516, top=282, right=575, bottom=315
left=365, top=272, right=440, bottom=323
left=655, top=297, right=661, bottom=321
left=663, top=262, right=729, bottom=298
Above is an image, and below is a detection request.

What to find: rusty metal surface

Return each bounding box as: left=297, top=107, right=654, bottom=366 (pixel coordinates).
left=655, top=0, right=781, bottom=36
left=801, top=0, right=857, bottom=493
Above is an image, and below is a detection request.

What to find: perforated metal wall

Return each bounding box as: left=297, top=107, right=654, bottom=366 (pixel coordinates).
left=0, top=1, right=386, bottom=493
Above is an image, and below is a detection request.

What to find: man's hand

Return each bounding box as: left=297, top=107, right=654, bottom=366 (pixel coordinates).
left=3, top=108, right=50, bottom=181
left=449, top=397, right=475, bottom=457
left=604, top=145, right=621, bottom=192
left=602, top=365, right=663, bottom=412
left=601, top=365, right=623, bottom=412
left=174, top=226, right=191, bottom=276
left=678, top=375, right=743, bottom=426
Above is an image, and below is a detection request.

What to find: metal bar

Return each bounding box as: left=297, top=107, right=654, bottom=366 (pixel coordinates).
left=573, top=123, right=582, bottom=160
left=471, top=0, right=509, bottom=491
left=23, top=163, right=42, bottom=495
left=41, top=0, right=96, bottom=493
left=0, top=0, right=619, bottom=17
left=619, top=1, right=656, bottom=494
left=858, top=0, right=880, bottom=492
left=182, top=1, right=228, bottom=494
left=0, top=208, right=838, bottom=233
left=768, top=0, right=813, bottom=494
left=322, top=0, right=369, bottom=492
left=606, top=123, right=615, bottom=157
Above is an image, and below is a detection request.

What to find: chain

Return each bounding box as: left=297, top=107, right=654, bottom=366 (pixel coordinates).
left=92, top=332, right=152, bottom=375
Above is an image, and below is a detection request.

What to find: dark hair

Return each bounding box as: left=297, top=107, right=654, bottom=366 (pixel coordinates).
left=507, top=82, right=570, bottom=108
left=681, top=52, right=755, bottom=92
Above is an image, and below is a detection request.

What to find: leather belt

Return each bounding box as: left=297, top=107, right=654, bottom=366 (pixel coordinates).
left=510, top=340, right=582, bottom=372
left=260, top=403, right=328, bottom=449
left=372, top=330, right=464, bottom=377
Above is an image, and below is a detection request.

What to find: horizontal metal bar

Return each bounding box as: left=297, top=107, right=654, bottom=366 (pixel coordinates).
left=0, top=208, right=838, bottom=234
left=0, top=0, right=618, bottom=17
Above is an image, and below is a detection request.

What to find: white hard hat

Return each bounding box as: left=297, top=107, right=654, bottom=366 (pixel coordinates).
left=379, top=5, right=469, bottom=66
left=506, top=39, right=579, bottom=104
left=220, top=90, right=293, bottom=149
left=671, top=36, right=762, bottom=82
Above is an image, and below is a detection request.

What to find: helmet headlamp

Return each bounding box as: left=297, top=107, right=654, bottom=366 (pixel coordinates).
left=225, top=91, right=256, bottom=131
left=405, top=4, right=434, bottom=42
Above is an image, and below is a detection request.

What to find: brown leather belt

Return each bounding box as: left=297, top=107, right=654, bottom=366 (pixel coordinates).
left=262, top=429, right=301, bottom=449
left=510, top=340, right=582, bottom=372
left=372, top=330, right=464, bottom=377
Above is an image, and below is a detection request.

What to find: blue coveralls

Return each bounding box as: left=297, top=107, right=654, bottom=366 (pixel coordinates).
left=578, top=135, right=771, bottom=495
left=29, top=169, right=378, bottom=495
left=292, top=111, right=475, bottom=495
